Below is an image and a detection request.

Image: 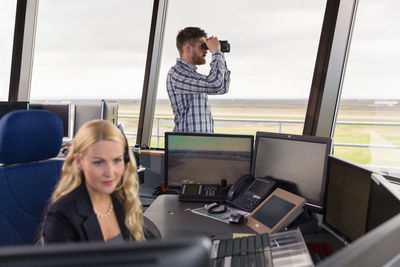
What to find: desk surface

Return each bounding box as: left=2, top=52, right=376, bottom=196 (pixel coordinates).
left=144, top=195, right=255, bottom=239
left=144, top=195, right=344, bottom=254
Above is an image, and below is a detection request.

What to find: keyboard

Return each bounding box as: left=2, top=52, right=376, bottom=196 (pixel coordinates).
left=210, top=229, right=314, bottom=267
left=140, top=196, right=155, bottom=207
left=210, top=233, right=272, bottom=267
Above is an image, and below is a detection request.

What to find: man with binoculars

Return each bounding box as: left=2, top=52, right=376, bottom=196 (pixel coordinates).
left=167, top=27, right=231, bottom=133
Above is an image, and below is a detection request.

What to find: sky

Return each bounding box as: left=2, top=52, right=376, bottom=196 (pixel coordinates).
left=0, top=0, right=399, bottom=100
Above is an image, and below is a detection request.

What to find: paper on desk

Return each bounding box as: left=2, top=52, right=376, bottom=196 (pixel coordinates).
left=190, top=204, right=249, bottom=224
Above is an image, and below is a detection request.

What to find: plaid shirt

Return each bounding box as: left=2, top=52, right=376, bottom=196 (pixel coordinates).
left=167, top=52, right=230, bottom=133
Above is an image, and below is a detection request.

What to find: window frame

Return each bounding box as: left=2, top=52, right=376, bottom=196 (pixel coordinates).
left=9, top=0, right=359, bottom=149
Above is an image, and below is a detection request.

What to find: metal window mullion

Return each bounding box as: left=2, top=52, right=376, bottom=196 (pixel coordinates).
left=9, top=0, right=38, bottom=101
left=137, top=0, right=168, bottom=148
left=316, top=0, right=358, bottom=138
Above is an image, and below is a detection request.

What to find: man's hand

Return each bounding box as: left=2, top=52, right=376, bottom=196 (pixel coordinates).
left=206, top=36, right=220, bottom=53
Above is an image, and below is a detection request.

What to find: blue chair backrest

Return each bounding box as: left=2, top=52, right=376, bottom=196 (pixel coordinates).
left=0, top=110, right=64, bottom=246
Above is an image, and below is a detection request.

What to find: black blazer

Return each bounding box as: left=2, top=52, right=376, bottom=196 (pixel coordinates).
left=43, top=183, right=155, bottom=243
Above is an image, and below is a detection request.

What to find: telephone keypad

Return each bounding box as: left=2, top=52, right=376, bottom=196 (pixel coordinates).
left=227, top=177, right=276, bottom=212
left=234, top=192, right=260, bottom=212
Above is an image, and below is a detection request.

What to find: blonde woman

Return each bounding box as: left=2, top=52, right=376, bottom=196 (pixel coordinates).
left=41, top=120, right=154, bottom=243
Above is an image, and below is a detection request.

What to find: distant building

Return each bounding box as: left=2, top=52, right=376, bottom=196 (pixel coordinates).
left=374, top=100, right=398, bottom=107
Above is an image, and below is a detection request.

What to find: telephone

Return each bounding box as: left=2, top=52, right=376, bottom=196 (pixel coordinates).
left=226, top=175, right=276, bottom=212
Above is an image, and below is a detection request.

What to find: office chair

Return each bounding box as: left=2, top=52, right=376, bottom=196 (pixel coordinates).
left=0, top=110, right=64, bottom=246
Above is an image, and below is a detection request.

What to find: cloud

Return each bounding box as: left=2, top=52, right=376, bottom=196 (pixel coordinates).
left=25, top=0, right=400, bottom=100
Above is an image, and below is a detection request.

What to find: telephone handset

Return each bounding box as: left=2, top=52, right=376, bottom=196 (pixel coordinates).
left=227, top=175, right=254, bottom=201
left=226, top=175, right=276, bottom=212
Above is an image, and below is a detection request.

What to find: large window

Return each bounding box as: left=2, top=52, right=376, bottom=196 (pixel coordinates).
left=31, top=0, right=153, bottom=143
left=0, top=0, right=17, bottom=100
left=153, top=0, right=326, bottom=148
left=333, top=0, right=400, bottom=173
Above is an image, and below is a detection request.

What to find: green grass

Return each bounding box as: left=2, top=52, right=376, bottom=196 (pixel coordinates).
left=119, top=100, right=400, bottom=168
left=333, top=125, right=372, bottom=144
left=333, top=147, right=372, bottom=165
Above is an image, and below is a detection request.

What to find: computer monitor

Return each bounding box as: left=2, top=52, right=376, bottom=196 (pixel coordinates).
left=101, top=99, right=118, bottom=126
left=73, top=104, right=102, bottom=136
left=0, top=101, right=28, bottom=120
left=323, top=156, right=372, bottom=242
left=324, top=156, right=400, bottom=243
left=29, top=103, right=70, bottom=138
left=366, top=173, right=400, bottom=232
left=164, top=132, right=254, bottom=188
left=0, top=237, right=211, bottom=267
left=252, top=131, right=332, bottom=212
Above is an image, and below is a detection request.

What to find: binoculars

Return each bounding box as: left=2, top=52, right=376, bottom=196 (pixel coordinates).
left=201, top=40, right=230, bottom=53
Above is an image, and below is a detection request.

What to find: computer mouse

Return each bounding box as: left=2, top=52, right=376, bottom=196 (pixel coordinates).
left=229, top=213, right=244, bottom=224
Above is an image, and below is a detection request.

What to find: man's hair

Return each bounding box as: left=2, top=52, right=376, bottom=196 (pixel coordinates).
left=176, top=27, right=207, bottom=55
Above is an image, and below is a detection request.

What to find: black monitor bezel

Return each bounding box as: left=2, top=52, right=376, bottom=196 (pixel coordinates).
left=253, top=131, right=332, bottom=213
left=28, top=103, right=70, bottom=138
left=0, top=101, right=29, bottom=120
left=0, top=237, right=211, bottom=267
left=323, top=155, right=372, bottom=242
left=164, top=132, right=254, bottom=189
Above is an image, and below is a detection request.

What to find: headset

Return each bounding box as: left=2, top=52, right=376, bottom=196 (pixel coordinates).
left=115, top=126, right=130, bottom=190
left=117, top=124, right=130, bottom=164
left=122, top=134, right=130, bottom=164
left=207, top=203, right=227, bottom=214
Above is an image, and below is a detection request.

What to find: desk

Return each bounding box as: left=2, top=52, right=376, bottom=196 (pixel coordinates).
left=145, top=195, right=318, bottom=266
left=144, top=195, right=344, bottom=258
left=144, top=195, right=255, bottom=239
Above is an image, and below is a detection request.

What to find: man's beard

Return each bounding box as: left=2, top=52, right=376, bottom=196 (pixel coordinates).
left=192, top=53, right=206, bottom=65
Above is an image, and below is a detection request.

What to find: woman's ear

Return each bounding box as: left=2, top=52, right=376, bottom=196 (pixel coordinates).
left=74, top=153, right=82, bottom=169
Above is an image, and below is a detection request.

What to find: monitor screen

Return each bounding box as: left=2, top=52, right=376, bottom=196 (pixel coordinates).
left=73, top=104, right=102, bottom=136
left=101, top=99, right=118, bottom=126
left=165, top=132, right=254, bottom=188
left=252, top=131, right=331, bottom=211
left=0, top=101, right=28, bottom=120
left=0, top=237, right=211, bottom=267
left=367, top=174, right=400, bottom=232
left=323, top=156, right=371, bottom=242
left=29, top=104, right=70, bottom=138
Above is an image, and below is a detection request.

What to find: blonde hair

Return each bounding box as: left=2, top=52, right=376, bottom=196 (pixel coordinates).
left=50, top=120, right=145, bottom=241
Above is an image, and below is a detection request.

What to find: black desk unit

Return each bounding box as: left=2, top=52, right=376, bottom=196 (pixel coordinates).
left=144, top=195, right=253, bottom=239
